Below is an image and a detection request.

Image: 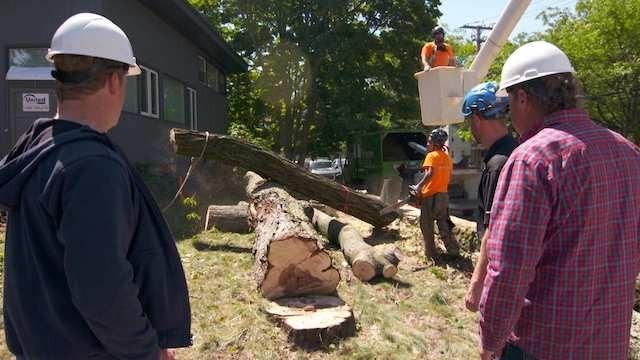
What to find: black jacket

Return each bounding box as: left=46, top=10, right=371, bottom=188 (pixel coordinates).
left=477, top=134, right=518, bottom=238
left=0, top=119, right=191, bottom=359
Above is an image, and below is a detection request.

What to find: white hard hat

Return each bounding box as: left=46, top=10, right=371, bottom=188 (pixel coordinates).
left=498, top=41, right=574, bottom=95
left=46, top=13, right=140, bottom=76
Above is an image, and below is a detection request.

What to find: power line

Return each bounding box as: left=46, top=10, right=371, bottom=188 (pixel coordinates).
left=460, top=24, right=493, bottom=52
left=456, top=0, right=578, bottom=32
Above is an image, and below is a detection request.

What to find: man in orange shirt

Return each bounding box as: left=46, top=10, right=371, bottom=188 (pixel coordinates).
left=421, top=26, right=456, bottom=70
left=410, top=129, right=459, bottom=262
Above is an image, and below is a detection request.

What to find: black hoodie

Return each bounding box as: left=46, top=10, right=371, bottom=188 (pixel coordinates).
left=0, top=118, right=191, bottom=359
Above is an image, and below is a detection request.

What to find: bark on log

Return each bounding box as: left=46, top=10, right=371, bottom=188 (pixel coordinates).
left=306, top=207, right=401, bottom=281
left=204, top=202, right=250, bottom=233
left=170, top=129, right=397, bottom=227
left=246, top=172, right=340, bottom=299
left=264, top=295, right=355, bottom=350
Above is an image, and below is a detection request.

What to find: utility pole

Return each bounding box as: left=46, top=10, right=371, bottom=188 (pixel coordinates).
left=461, top=24, right=493, bottom=52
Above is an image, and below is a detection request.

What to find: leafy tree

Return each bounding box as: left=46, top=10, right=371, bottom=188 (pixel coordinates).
left=189, top=0, right=442, bottom=161
left=542, top=0, right=640, bottom=143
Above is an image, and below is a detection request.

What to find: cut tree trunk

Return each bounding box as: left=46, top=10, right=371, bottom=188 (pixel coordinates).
left=246, top=172, right=340, bottom=300
left=204, top=202, right=250, bottom=233
left=170, top=129, right=397, bottom=227
left=264, top=295, right=355, bottom=350
left=306, top=207, right=401, bottom=282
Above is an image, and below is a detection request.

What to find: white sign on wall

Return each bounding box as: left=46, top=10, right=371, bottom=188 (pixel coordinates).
left=22, top=93, right=50, bottom=112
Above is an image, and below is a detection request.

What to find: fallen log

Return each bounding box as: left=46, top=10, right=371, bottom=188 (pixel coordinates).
left=264, top=295, right=355, bottom=349
left=306, top=207, right=401, bottom=281
left=204, top=202, right=250, bottom=233
left=170, top=129, right=397, bottom=227
left=246, top=172, right=340, bottom=299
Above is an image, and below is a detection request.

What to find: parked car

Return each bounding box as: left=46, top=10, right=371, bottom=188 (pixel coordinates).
left=308, top=158, right=341, bottom=180
left=332, top=158, right=347, bottom=173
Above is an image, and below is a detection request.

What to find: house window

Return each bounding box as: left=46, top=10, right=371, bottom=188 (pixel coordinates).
left=123, top=76, right=139, bottom=113
left=187, top=87, right=198, bottom=130
left=9, top=48, right=49, bottom=67
left=199, top=56, right=225, bottom=93
left=163, top=76, right=185, bottom=124
left=206, top=63, right=218, bottom=91
left=6, top=48, right=53, bottom=81
left=140, top=66, right=159, bottom=118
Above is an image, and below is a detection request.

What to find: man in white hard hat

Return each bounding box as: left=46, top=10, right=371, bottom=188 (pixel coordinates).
left=478, top=41, right=640, bottom=360
left=0, top=13, right=191, bottom=360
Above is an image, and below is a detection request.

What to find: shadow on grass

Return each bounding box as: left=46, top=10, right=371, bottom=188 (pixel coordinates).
left=364, top=228, right=401, bottom=246
left=368, top=276, right=413, bottom=288
left=440, top=254, right=474, bottom=275
left=192, top=240, right=252, bottom=254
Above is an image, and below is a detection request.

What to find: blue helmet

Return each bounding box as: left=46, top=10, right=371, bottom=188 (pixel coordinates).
left=461, top=82, right=509, bottom=119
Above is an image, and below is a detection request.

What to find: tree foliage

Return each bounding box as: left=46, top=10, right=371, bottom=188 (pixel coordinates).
left=542, top=0, right=640, bottom=143
left=189, top=0, right=442, bottom=161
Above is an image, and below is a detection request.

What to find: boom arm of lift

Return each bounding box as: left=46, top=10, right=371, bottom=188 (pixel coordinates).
left=416, top=0, right=532, bottom=126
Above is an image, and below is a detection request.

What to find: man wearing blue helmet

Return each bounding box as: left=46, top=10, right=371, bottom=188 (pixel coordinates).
left=460, top=82, right=518, bottom=312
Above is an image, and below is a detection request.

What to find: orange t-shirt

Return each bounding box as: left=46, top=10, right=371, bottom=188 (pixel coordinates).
left=420, top=149, right=452, bottom=197
left=421, top=42, right=454, bottom=68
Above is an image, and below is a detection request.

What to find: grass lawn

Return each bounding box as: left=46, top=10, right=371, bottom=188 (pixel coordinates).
left=0, top=218, right=637, bottom=359
left=172, top=225, right=480, bottom=360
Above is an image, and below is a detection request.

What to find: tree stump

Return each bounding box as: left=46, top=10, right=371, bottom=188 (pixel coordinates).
left=307, top=207, right=401, bottom=281
left=246, top=172, right=340, bottom=299
left=204, top=202, right=251, bottom=233
left=264, top=295, right=355, bottom=349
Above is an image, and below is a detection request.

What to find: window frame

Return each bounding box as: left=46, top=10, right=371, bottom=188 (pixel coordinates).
left=139, top=65, right=159, bottom=118
left=187, top=87, right=198, bottom=130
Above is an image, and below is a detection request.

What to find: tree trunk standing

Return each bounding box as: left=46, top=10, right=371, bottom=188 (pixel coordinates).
left=306, top=207, right=400, bottom=281
left=245, top=172, right=340, bottom=299
left=204, top=203, right=251, bottom=233
left=170, top=129, right=397, bottom=227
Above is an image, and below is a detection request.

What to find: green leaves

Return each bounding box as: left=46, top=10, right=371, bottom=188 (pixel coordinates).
left=543, top=0, right=640, bottom=142
left=189, top=0, right=441, bottom=159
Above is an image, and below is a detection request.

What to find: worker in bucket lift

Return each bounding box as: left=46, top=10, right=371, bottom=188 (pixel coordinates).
left=421, top=25, right=456, bottom=71
left=459, top=82, right=517, bottom=313
left=478, top=41, right=640, bottom=360
left=0, top=13, right=191, bottom=360
left=409, top=129, right=460, bottom=263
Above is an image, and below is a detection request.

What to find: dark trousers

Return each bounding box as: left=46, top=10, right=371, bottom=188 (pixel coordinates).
left=500, top=343, right=537, bottom=360
left=419, top=192, right=459, bottom=259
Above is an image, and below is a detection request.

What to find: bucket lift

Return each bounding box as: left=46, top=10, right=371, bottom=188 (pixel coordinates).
left=417, top=0, right=532, bottom=126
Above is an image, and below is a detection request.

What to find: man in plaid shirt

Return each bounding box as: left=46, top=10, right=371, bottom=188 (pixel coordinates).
left=479, top=41, right=640, bottom=359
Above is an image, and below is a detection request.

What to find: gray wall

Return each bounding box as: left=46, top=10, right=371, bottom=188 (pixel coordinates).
left=1, top=0, right=231, bottom=164
left=0, top=0, right=103, bottom=154
left=103, top=0, right=229, bottom=164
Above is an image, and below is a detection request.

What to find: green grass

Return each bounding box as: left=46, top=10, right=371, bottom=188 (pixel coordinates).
left=0, top=227, right=638, bottom=359
left=171, top=229, right=479, bottom=359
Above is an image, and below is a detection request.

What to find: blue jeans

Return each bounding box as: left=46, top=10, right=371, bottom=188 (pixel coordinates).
left=500, top=343, right=537, bottom=360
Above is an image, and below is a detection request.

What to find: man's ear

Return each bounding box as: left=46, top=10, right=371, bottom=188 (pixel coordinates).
left=106, top=72, right=122, bottom=95
left=515, top=88, right=529, bottom=107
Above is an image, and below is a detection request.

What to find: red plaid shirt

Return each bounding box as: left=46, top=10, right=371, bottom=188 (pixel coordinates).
left=479, top=109, right=640, bottom=359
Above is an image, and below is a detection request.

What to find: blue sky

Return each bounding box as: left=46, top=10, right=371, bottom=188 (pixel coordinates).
left=438, top=0, right=578, bottom=39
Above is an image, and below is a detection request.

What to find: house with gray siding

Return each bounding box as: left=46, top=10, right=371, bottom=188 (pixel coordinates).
left=1, top=0, right=247, bottom=165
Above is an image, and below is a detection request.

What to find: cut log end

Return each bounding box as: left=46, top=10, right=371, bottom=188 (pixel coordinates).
left=265, top=295, right=356, bottom=350
left=260, top=237, right=340, bottom=300
left=382, top=264, right=398, bottom=279
left=351, top=259, right=376, bottom=282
